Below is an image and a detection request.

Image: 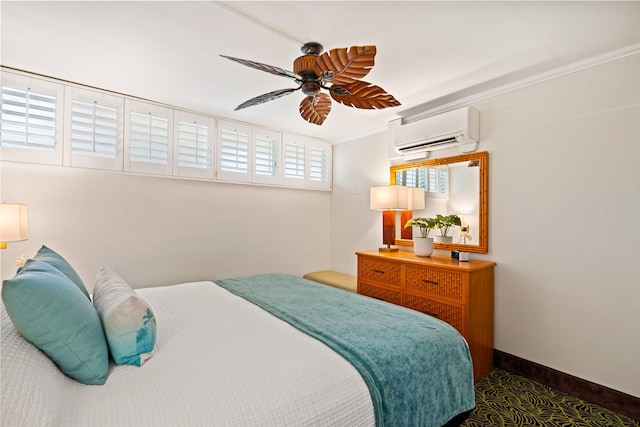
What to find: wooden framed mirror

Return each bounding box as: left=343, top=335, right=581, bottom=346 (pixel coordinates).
left=390, top=151, right=488, bottom=254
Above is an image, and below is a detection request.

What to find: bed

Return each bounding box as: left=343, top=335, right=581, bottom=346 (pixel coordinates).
left=1, top=249, right=475, bottom=427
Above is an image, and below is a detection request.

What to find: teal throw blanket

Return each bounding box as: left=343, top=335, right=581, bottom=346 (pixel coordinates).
left=216, top=274, right=475, bottom=427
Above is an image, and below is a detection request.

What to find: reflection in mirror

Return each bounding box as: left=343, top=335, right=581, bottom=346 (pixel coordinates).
left=390, top=151, right=488, bottom=254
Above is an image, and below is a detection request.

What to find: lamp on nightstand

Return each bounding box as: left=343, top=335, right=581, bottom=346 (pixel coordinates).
left=0, top=204, right=29, bottom=249
left=370, top=185, right=409, bottom=252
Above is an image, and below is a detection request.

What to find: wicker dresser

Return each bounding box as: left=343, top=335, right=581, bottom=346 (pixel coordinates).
left=356, top=250, right=496, bottom=382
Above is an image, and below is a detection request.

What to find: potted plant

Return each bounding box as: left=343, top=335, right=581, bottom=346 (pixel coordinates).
left=404, top=217, right=437, bottom=257
left=434, top=214, right=462, bottom=243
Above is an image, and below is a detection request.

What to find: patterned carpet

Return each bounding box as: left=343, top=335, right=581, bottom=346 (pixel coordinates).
left=461, top=369, right=639, bottom=427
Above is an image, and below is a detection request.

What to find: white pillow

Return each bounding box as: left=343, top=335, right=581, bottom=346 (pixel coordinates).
left=93, top=267, right=156, bottom=366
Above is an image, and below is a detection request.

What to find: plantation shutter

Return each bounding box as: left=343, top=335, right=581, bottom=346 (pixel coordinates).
left=427, top=168, right=439, bottom=193
left=0, top=71, right=64, bottom=165
left=282, top=134, right=306, bottom=187
left=307, top=140, right=331, bottom=190
left=438, top=168, right=449, bottom=195
left=64, top=86, right=124, bottom=171
left=173, top=111, right=215, bottom=179
left=252, top=128, right=280, bottom=185
left=425, top=166, right=449, bottom=199
left=124, top=100, right=173, bottom=175
left=218, top=120, right=251, bottom=182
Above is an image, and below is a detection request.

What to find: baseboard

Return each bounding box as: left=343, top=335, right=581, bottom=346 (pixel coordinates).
left=494, top=350, right=639, bottom=421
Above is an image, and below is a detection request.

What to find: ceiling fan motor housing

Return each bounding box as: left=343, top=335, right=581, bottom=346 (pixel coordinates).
left=293, top=55, right=317, bottom=75
left=294, top=55, right=321, bottom=96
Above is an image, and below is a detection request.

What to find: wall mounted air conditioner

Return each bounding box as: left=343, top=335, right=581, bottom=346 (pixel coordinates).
left=392, top=106, right=480, bottom=160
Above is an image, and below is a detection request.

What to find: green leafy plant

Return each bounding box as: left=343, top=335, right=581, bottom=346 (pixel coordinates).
left=404, top=217, right=438, bottom=238
left=436, top=214, right=462, bottom=237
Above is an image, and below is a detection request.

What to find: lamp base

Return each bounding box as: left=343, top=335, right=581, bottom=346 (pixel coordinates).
left=379, top=246, right=399, bottom=253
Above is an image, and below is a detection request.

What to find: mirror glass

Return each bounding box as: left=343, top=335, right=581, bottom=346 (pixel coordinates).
left=390, top=151, right=488, bottom=253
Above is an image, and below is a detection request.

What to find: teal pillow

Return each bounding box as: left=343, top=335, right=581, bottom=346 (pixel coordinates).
left=1, top=259, right=109, bottom=385
left=33, top=245, right=90, bottom=299
left=93, top=267, right=156, bottom=366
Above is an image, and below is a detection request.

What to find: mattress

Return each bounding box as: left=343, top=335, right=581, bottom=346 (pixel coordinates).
left=1, top=281, right=376, bottom=426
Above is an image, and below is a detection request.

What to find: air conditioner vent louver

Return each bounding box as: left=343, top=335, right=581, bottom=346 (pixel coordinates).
left=391, top=107, right=480, bottom=159
left=397, top=136, right=460, bottom=153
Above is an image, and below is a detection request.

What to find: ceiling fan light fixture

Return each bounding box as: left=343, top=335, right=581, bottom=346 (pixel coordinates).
left=301, top=81, right=320, bottom=96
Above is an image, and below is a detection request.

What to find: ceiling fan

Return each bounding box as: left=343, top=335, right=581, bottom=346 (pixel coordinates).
left=220, top=42, right=401, bottom=125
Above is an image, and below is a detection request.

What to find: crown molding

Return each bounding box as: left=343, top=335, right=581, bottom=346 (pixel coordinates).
left=399, top=43, right=640, bottom=124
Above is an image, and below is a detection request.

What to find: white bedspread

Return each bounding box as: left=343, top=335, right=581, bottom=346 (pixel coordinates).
left=1, top=281, right=375, bottom=427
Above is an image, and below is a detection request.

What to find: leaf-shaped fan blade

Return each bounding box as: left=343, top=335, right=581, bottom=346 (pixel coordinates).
left=235, top=87, right=300, bottom=111
left=330, top=81, right=401, bottom=110
left=313, top=46, right=376, bottom=85
left=299, top=93, right=332, bottom=125
left=220, top=55, right=301, bottom=82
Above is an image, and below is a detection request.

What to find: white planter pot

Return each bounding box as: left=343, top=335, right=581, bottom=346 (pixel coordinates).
left=413, top=237, right=434, bottom=257
left=434, top=235, right=453, bottom=243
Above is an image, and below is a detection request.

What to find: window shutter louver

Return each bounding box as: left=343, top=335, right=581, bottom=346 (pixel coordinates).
left=124, top=100, right=173, bottom=175
left=1, top=87, right=56, bottom=151
left=0, top=71, right=64, bottom=165
left=70, top=100, right=118, bottom=158
left=129, top=113, right=169, bottom=164
left=427, top=168, right=439, bottom=193
left=424, top=167, right=449, bottom=199
left=177, top=122, right=210, bottom=168
left=282, top=137, right=305, bottom=187
left=253, top=128, right=280, bottom=185
left=218, top=120, right=251, bottom=182
left=309, top=146, right=327, bottom=182
left=438, top=168, right=449, bottom=195
left=64, top=86, right=123, bottom=171
left=307, top=140, right=332, bottom=190
left=173, top=111, right=214, bottom=179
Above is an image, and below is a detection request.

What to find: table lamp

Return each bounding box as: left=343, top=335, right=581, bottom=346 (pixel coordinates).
left=370, top=185, right=409, bottom=252
left=0, top=204, right=29, bottom=249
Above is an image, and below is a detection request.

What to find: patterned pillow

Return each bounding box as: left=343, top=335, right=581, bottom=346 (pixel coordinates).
left=93, top=267, right=156, bottom=366
left=33, top=245, right=90, bottom=299
left=1, top=259, right=109, bottom=385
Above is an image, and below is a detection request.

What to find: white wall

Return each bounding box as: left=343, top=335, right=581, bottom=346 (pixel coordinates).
left=0, top=163, right=331, bottom=292
left=330, top=55, right=640, bottom=397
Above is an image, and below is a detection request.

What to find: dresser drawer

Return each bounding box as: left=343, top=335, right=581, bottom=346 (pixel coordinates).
left=359, top=257, right=401, bottom=287
left=404, top=293, right=464, bottom=333
left=405, top=265, right=464, bottom=302
left=358, top=282, right=403, bottom=305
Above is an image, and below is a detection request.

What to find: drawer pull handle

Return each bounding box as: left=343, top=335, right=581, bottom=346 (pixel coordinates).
left=422, top=279, right=439, bottom=285
left=422, top=310, right=439, bottom=318
left=373, top=269, right=385, bottom=274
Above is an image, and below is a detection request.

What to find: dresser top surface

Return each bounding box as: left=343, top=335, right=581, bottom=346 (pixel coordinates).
left=356, top=250, right=496, bottom=271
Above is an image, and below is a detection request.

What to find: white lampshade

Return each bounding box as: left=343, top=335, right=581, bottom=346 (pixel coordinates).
left=370, top=185, right=410, bottom=211
left=408, top=187, right=425, bottom=210
left=0, top=204, right=29, bottom=244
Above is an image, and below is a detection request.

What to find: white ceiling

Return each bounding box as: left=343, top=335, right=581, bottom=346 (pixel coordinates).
left=2, top=1, right=639, bottom=142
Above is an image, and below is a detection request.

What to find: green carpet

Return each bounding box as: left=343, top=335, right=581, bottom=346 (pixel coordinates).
left=461, top=369, right=639, bottom=427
